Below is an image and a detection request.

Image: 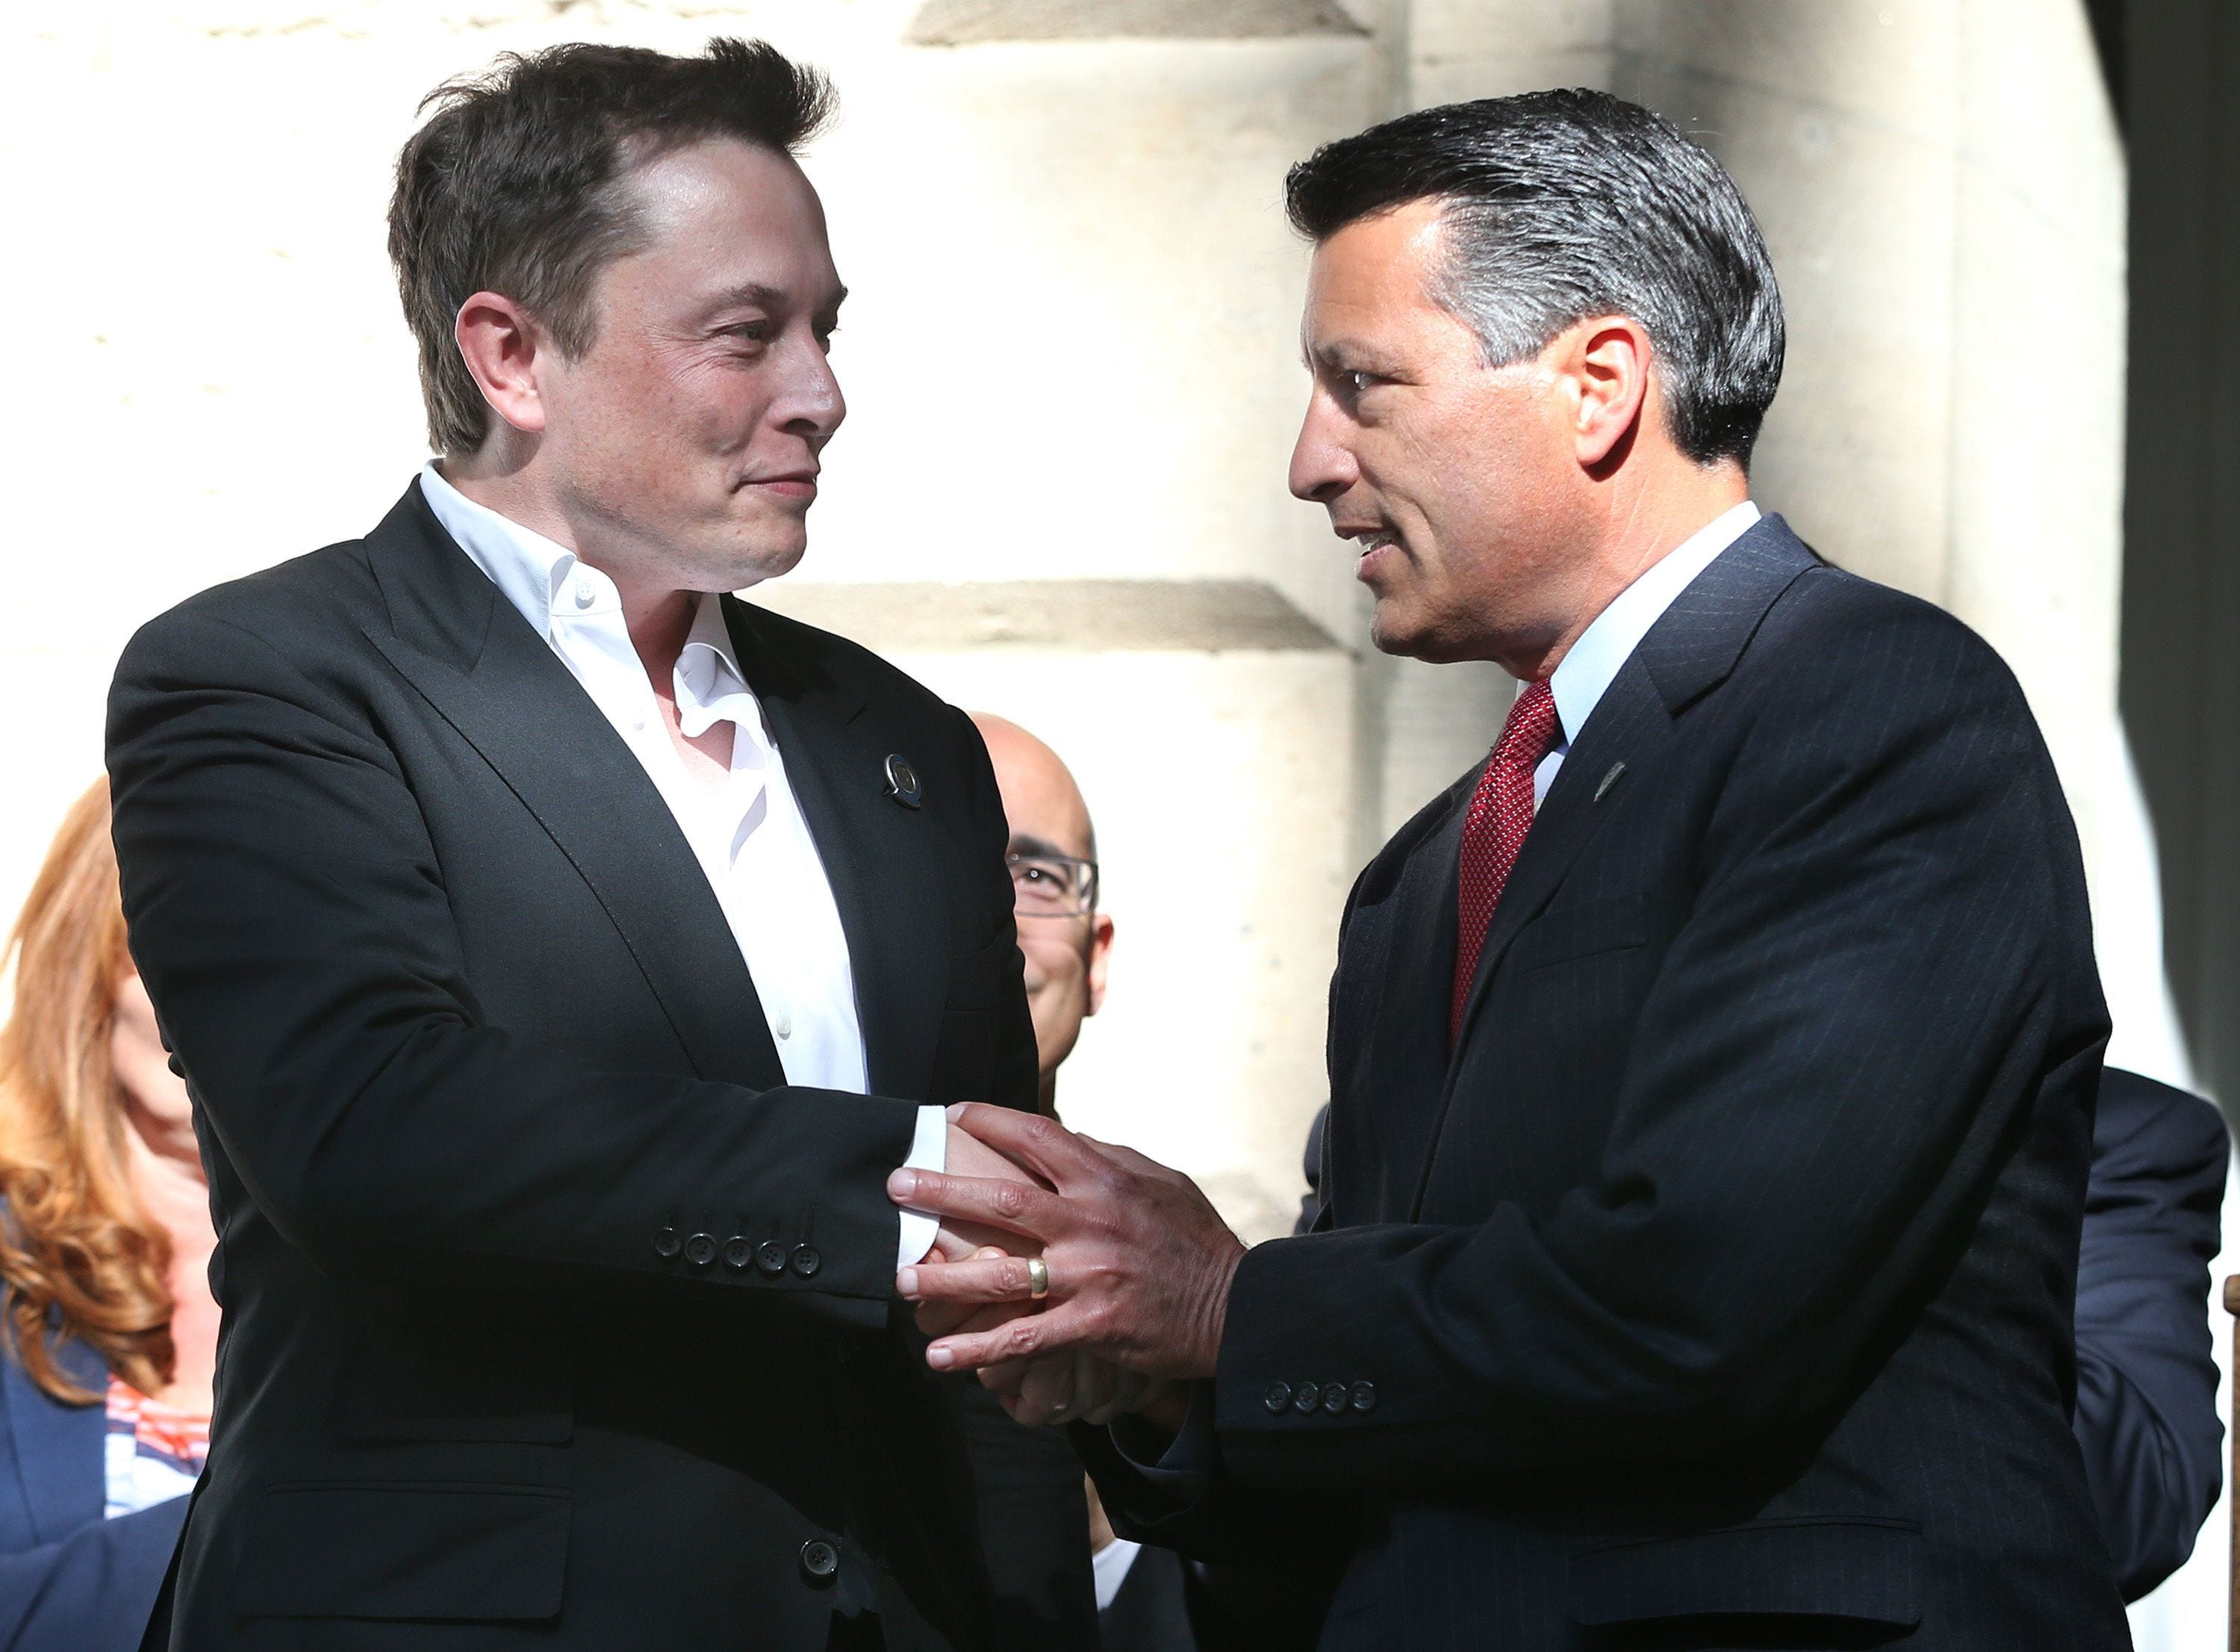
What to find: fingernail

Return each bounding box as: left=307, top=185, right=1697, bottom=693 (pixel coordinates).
left=927, top=1343, right=955, bottom=1371
left=945, top=1103, right=966, bottom=1122
left=889, top=1169, right=917, bottom=1200
left=897, top=1268, right=919, bottom=1298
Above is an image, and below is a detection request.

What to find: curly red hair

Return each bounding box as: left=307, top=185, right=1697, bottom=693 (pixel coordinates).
left=0, top=778, right=175, bottom=1403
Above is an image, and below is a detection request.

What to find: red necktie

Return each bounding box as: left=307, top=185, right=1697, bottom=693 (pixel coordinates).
left=1450, top=679, right=1561, bottom=1044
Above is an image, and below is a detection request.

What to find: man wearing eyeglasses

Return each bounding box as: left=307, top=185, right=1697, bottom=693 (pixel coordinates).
left=969, top=715, right=1113, bottom=1115
left=971, top=714, right=1234, bottom=1652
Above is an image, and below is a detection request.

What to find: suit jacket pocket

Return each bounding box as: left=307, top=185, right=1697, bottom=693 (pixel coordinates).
left=237, top=1480, right=570, bottom=1619
left=1569, top=1516, right=1922, bottom=1628
left=1516, top=891, right=1647, bottom=971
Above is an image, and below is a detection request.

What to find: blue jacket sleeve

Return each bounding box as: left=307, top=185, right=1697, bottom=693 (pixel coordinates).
left=0, top=1495, right=186, bottom=1652
left=2071, top=1067, right=2228, bottom=1600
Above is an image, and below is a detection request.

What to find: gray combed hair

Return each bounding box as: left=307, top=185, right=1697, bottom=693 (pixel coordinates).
left=1287, top=89, right=1785, bottom=469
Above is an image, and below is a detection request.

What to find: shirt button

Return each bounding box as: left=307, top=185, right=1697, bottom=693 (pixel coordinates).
left=774, top=1010, right=792, bottom=1041
left=573, top=579, right=594, bottom=609
left=799, top=1537, right=839, bottom=1586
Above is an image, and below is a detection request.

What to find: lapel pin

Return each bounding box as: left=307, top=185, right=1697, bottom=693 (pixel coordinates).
left=884, top=753, right=923, bottom=810
left=1594, top=761, right=1627, bottom=803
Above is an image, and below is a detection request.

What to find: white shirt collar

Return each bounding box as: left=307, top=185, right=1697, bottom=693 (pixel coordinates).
left=675, top=588, right=759, bottom=747
left=417, top=462, right=760, bottom=746
left=417, top=461, right=601, bottom=635
left=1546, top=499, right=1761, bottom=749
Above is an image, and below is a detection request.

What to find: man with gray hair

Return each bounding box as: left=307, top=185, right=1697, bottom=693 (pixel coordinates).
left=893, top=90, right=2129, bottom=1648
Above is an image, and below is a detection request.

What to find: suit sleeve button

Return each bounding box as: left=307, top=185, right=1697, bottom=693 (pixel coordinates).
left=1349, top=1381, right=1377, bottom=1413
left=653, top=1227, right=682, bottom=1259
left=1263, top=1381, right=1293, bottom=1414
left=722, top=1236, right=753, bottom=1270
left=1291, top=1383, right=1321, bottom=1415
left=755, top=1240, right=788, bottom=1276
left=799, top=1538, right=839, bottom=1585
left=789, top=1244, right=822, bottom=1279
left=683, top=1232, right=718, bottom=1268
left=1322, top=1384, right=1348, bottom=1415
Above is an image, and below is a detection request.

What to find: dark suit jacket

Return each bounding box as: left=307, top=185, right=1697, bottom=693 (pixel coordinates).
left=106, top=481, right=1095, bottom=1651
left=0, top=1337, right=186, bottom=1651
left=1084, top=517, right=2129, bottom=1649
left=1289, top=1062, right=2233, bottom=1610
left=2076, top=1067, right=2227, bottom=1599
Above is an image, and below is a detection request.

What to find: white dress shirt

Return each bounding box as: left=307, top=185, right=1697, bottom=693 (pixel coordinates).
left=417, top=465, right=944, bottom=1266
left=1536, top=499, right=1762, bottom=801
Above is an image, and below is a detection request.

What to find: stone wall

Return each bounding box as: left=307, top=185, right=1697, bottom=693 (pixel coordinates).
left=1, top=0, right=2185, bottom=1277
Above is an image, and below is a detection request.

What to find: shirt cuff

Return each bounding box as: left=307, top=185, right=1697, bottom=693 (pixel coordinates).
left=895, top=1105, right=948, bottom=1268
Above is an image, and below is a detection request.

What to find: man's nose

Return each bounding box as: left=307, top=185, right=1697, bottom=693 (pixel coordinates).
left=1289, top=394, right=1357, bottom=504
left=777, top=340, right=847, bottom=444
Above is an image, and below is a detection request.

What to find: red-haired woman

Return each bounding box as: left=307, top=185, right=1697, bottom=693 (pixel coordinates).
left=0, top=779, right=216, bottom=1648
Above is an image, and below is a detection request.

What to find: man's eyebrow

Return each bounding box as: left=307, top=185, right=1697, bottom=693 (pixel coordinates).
left=1306, top=339, right=1392, bottom=375
left=1007, top=832, right=1084, bottom=862
left=709, top=281, right=849, bottom=316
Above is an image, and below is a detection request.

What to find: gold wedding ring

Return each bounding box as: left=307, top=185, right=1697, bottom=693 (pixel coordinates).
left=1025, top=1256, right=1051, bottom=1301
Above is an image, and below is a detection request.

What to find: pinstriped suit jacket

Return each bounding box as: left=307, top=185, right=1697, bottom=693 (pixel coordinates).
left=1086, top=515, right=2130, bottom=1650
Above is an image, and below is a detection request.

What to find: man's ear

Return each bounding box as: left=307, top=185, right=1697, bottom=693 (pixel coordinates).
left=1084, top=914, right=1114, bottom=1017
left=455, top=290, right=550, bottom=437
left=1558, top=315, right=1652, bottom=473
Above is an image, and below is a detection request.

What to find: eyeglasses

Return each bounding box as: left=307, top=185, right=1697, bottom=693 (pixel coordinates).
left=1007, top=852, right=1099, bottom=918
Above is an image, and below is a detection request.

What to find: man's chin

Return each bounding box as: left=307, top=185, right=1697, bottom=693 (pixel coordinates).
left=718, top=531, right=809, bottom=590
left=1367, top=601, right=1440, bottom=661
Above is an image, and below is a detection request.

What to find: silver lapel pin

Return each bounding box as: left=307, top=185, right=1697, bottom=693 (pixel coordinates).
left=1594, top=761, right=1627, bottom=803
left=884, top=753, right=923, bottom=809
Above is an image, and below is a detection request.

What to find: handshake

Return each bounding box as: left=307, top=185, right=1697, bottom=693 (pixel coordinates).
left=889, top=1103, right=1248, bottom=1433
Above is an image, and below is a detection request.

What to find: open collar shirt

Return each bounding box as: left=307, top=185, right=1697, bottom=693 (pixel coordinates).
left=417, top=464, right=942, bottom=1264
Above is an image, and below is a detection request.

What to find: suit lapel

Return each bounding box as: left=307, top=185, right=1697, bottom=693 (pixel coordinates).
left=1351, top=794, right=1469, bottom=1218
left=727, top=599, right=952, bottom=1101
left=1410, top=516, right=1823, bottom=1212
left=1450, top=661, right=1676, bottom=1045
left=361, top=484, right=785, bottom=1090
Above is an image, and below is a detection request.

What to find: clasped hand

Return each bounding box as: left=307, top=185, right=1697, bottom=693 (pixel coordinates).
left=890, top=1104, right=1245, bottom=1431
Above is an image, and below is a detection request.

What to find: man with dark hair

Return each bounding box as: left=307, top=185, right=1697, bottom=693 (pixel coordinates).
left=108, top=38, right=1091, bottom=1652
left=894, top=90, right=2133, bottom=1648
